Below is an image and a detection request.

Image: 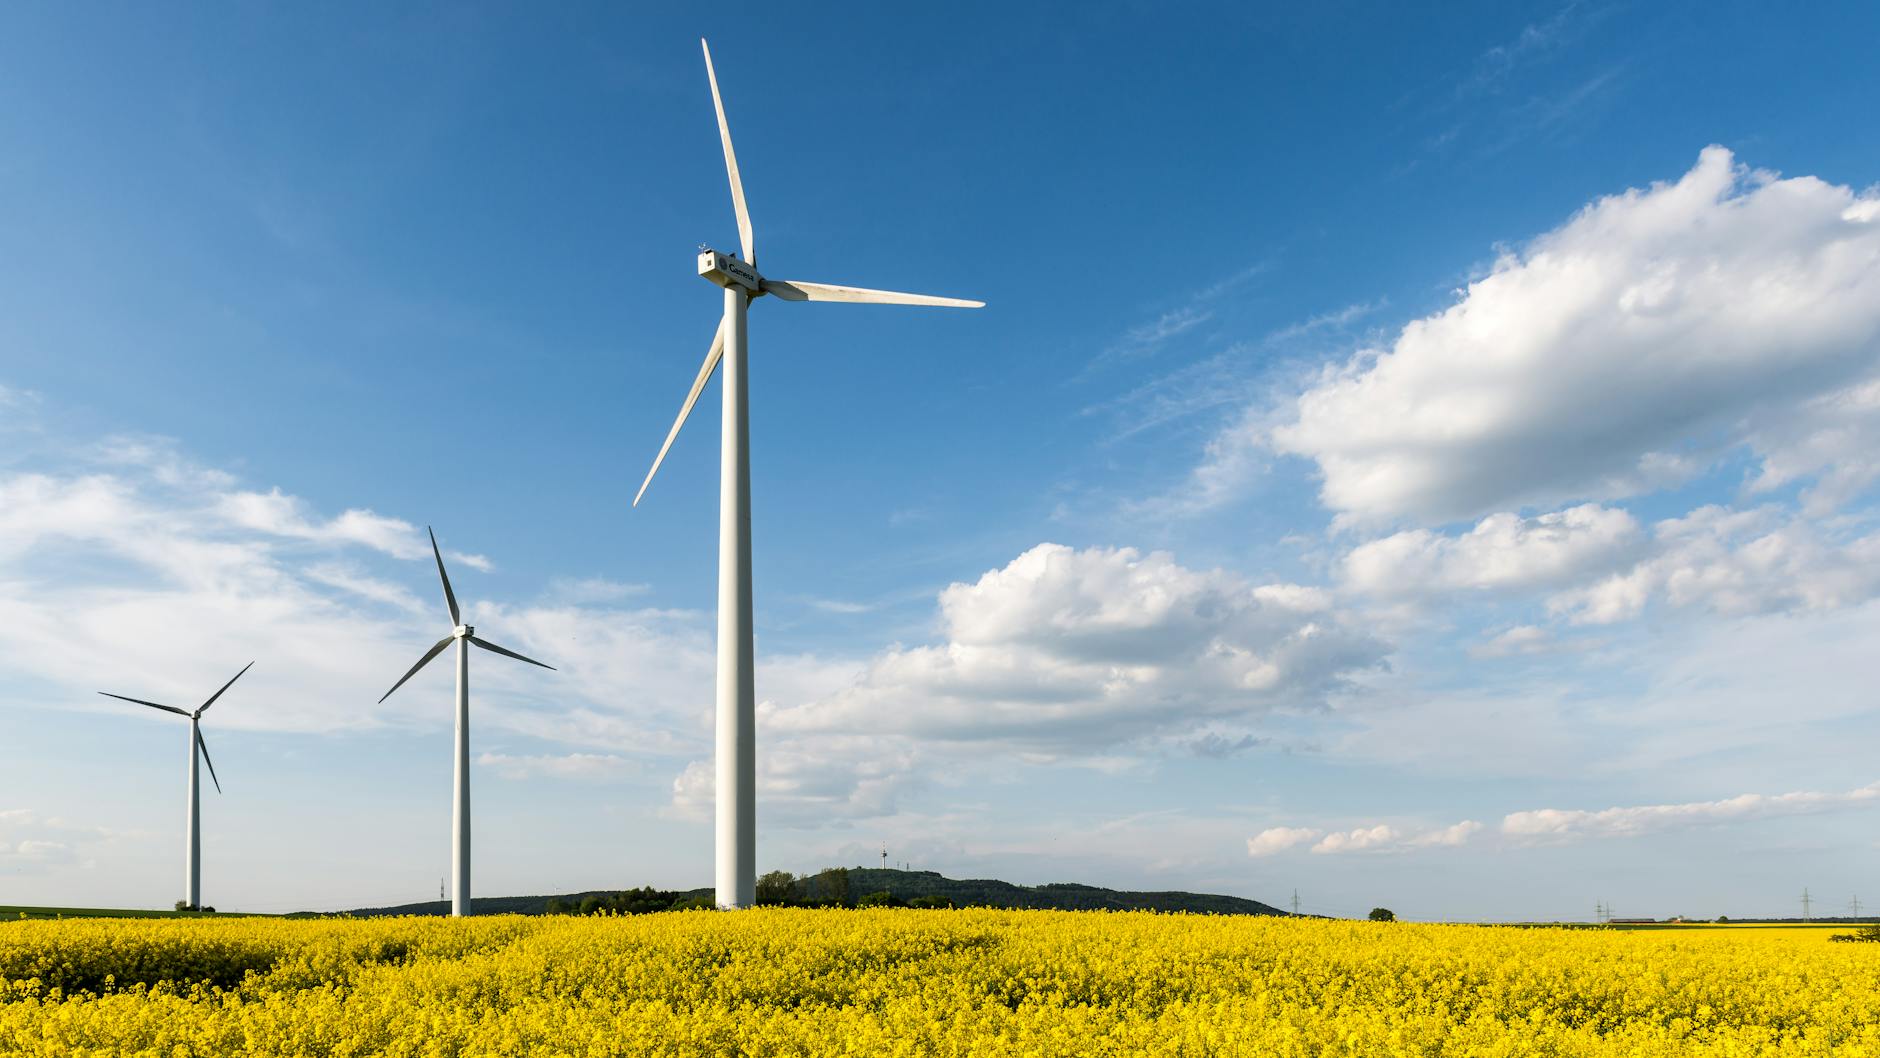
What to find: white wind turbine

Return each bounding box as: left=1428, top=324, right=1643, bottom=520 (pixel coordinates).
left=634, top=38, right=983, bottom=909
left=100, top=661, right=253, bottom=911
left=378, top=527, right=555, bottom=917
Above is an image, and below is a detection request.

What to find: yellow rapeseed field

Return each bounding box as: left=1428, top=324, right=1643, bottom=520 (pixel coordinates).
left=4, top=910, right=1878, bottom=1056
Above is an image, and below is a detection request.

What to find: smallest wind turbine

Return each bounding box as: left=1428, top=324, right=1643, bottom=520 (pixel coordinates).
left=379, top=527, right=554, bottom=917
left=100, top=661, right=252, bottom=911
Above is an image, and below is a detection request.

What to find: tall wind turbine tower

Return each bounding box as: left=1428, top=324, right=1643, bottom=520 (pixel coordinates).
left=379, top=527, right=556, bottom=917
left=100, top=661, right=253, bottom=910
left=634, top=39, right=983, bottom=909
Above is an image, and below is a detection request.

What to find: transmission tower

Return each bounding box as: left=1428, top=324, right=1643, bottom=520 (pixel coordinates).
left=1595, top=900, right=1605, bottom=923
left=1851, top=895, right=1863, bottom=919
left=1801, top=887, right=1813, bottom=922
left=1291, top=889, right=1301, bottom=916
left=881, top=845, right=887, bottom=870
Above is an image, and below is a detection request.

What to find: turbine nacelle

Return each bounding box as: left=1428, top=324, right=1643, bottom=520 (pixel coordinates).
left=698, top=249, right=762, bottom=294
left=453, top=624, right=475, bottom=640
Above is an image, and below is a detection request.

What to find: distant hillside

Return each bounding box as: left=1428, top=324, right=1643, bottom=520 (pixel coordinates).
left=334, top=869, right=1286, bottom=918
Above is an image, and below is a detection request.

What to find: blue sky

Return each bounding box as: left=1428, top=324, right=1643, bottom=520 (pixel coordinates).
left=4, top=1, right=1880, bottom=921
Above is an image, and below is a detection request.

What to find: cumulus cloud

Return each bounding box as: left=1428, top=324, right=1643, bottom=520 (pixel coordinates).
left=1194, top=147, right=1880, bottom=524
left=1502, top=782, right=1880, bottom=842
left=1549, top=505, right=1880, bottom=623
left=1345, top=503, right=1644, bottom=598
left=1247, top=819, right=1483, bottom=856
left=767, top=544, right=1387, bottom=752
left=1246, top=826, right=1323, bottom=857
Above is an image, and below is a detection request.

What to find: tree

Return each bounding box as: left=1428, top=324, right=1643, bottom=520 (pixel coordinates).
left=812, top=867, right=851, bottom=907
left=857, top=890, right=897, bottom=908
left=579, top=895, right=605, bottom=916
left=1368, top=908, right=1396, bottom=922
left=908, top=895, right=954, bottom=910
left=174, top=900, right=190, bottom=913
left=756, top=871, right=797, bottom=906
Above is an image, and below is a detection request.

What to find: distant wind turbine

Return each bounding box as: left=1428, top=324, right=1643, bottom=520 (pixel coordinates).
left=634, top=39, right=983, bottom=909
left=100, top=661, right=253, bottom=911
left=378, top=527, right=555, bottom=917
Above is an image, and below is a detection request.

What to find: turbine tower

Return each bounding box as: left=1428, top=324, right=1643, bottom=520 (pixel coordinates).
left=100, top=661, right=253, bottom=910
left=635, top=38, right=983, bottom=909
left=379, top=527, right=555, bottom=917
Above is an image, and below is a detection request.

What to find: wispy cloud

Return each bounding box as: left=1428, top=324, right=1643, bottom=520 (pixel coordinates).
left=1503, top=782, right=1880, bottom=843
left=1080, top=263, right=1269, bottom=376
left=1460, top=3, right=1605, bottom=100
left=1248, top=781, right=1880, bottom=858
left=1263, top=299, right=1387, bottom=345
left=476, top=752, right=634, bottom=782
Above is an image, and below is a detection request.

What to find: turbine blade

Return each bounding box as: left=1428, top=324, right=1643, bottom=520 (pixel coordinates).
left=428, top=526, right=461, bottom=627
left=378, top=635, right=455, bottom=704
left=761, top=279, right=984, bottom=308
left=98, top=692, right=190, bottom=717
left=702, top=38, right=754, bottom=264
left=634, top=318, right=726, bottom=507
left=196, top=729, right=221, bottom=794
left=468, top=635, right=556, bottom=671
left=195, top=661, right=253, bottom=717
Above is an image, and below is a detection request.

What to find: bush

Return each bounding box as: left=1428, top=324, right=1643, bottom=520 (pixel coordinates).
left=908, top=895, right=954, bottom=910
left=857, top=890, right=898, bottom=908
left=174, top=900, right=190, bottom=913
left=1368, top=908, right=1396, bottom=922
left=1830, top=923, right=1880, bottom=943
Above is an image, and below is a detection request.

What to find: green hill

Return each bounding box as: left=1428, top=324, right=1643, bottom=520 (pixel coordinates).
left=335, top=869, right=1286, bottom=918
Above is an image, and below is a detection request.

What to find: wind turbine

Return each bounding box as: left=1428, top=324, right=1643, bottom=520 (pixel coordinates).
left=100, top=661, right=253, bottom=911
left=378, top=527, right=554, bottom=917
left=634, top=39, right=983, bottom=909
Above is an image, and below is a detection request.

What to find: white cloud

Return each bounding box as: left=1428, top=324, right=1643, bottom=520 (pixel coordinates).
left=1193, top=148, right=1880, bottom=524
left=214, top=487, right=491, bottom=570
left=1249, top=819, right=1485, bottom=856
left=1502, top=782, right=1880, bottom=842
left=1470, top=625, right=1554, bottom=658
left=1550, top=505, right=1880, bottom=624
left=1248, top=782, right=1879, bottom=860
left=1409, top=820, right=1484, bottom=848
left=0, top=809, right=126, bottom=872
left=768, top=543, right=1387, bottom=752
left=1311, top=824, right=1400, bottom=854
left=1247, top=826, right=1323, bottom=857
left=1345, top=503, right=1643, bottom=598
